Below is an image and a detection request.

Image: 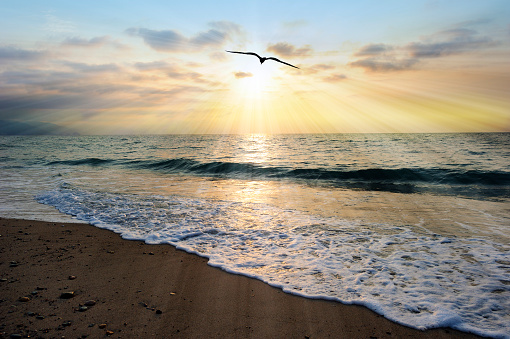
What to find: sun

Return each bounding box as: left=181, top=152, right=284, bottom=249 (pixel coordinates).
left=230, top=60, right=279, bottom=96
left=223, top=63, right=287, bottom=134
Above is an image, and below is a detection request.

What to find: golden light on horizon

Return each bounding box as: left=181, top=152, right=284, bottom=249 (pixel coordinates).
left=1, top=1, right=509, bottom=136
left=20, top=38, right=507, bottom=136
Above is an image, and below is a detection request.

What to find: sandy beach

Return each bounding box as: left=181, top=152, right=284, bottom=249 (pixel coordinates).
left=0, top=217, right=481, bottom=338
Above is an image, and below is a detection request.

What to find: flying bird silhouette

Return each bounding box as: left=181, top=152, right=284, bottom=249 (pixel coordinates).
left=225, top=50, right=300, bottom=69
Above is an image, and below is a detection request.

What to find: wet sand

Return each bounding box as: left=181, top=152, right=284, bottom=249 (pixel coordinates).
left=0, top=217, right=480, bottom=338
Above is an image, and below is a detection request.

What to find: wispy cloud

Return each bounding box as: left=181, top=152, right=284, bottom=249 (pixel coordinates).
left=266, top=42, right=312, bottom=58
left=349, top=26, right=499, bottom=72
left=354, top=43, right=393, bottom=57
left=43, top=11, right=75, bottom=33
left=313, top=64, right=335, bottom=71
left=209, top=21, right=244, bottom=36
left=125, top=27, right=187, bottom=52
left=209, top=51, right=228, bottom=61
left=126, top=21, right=243, bottom=53
left=349, top=58, right=418, bottom=72
left=303, top=63, right=335, bottom=74
left=0, top=119, right=78, bottom=135
left=234, top=71, right=253, bottom=79
left=61, top=36, right=128, bottom=50
left=62, top=36, right=109, bottom=47
left=0, top=52, right=218, bottom=126
left=407, top=28, right=497, bottom=58
left=62, top=61, right=122, bottom=73
left=294, top=63, right=337, bottom=78
left=322, top=74, right=347, bottom=82
left=0, top=46, right=48, bottom=62
left=133, top=60, right=210, bottom=83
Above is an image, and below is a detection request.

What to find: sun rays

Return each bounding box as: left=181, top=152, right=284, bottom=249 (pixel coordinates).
left=1, top=1, right=509, bottom=135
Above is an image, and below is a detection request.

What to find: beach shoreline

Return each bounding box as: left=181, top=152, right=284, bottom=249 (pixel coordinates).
left=0, top=217, right=481, bottom=338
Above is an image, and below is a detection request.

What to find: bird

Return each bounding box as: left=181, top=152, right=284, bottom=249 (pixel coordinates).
left=225, top=50, right=300, bottom=69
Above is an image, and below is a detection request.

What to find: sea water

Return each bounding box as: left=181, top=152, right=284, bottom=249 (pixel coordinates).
left=0, top=133, right=509, bottom=337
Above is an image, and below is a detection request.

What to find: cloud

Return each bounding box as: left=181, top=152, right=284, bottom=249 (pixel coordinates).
left=126, top=21, right=243, bottom=53
left=0, top=65, right=157, bottom=112
left=313, top=64, right=335, bottom=71
left=189, top=29, right=227, bottom=48
left=354, top=43, right=392, bottom=56
left=297, top=63, right=336, bottom=76
left=63, top=61, right=122, bottom=73
left=0, top=119, right=78, bottom=135
left=43, top=11, right=75, bottom=33
left=1, top=69, right=80, bottom=88
left=0, top=33, right=224, bottom=131
left=322, top=74, right=347, bottom=82
left=61, top=36, right=128, bottom=50
left=406, top=28, right=497, bottom=58
left=452, top=19, right=492, bottom=29
left=62, top=36, right=109, bottom=47
left=126, top=27, right=187, bottom=52
left=234, top=71, right=253, bottom=79
left=133, top=61, right=169, bottom=71
left=350, top=42, right=418, bottom=72
left=0, top=93, right=99, bottom=112
left=266, top=42, right=312, bottom=58
left=132, top=60, right=208, bottom=83
left=0, top=63, right=121, bottom=91
left=350, top=26, right=498, bottom=72
left=0, top=46, right=48, bottom=62
left=208, top=21, right=243, bottom=36
left=209, top=51, right=227, bottom=62
left=349, top=58, right=418, bottom=72
left=137, top=85, right=207, bottom=97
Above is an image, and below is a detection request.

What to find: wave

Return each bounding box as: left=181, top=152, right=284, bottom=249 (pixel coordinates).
left=48, top=158, right=115, bottom=166
left=45, top=157, right=510, bottom=196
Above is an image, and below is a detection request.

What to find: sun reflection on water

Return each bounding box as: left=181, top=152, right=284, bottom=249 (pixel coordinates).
left=238, top=134, right=271, bottom=165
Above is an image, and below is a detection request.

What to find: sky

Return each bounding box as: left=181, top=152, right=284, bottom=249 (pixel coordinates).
left=0, top=0, right=509, bottom=134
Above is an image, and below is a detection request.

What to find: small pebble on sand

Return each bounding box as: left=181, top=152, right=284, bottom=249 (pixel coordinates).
left=60, top=291, right=75, bottom=299
left=84, top=300, right=96, bottom=306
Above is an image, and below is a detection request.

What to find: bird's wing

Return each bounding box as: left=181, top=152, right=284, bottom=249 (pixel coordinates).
left=225, top=50, right=261, bottom=58
left=267, top=57, right=300, bottom=69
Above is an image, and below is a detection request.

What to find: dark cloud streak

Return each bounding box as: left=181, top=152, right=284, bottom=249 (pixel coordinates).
left=266, top=42, right=312, bottom=58
left=0, top=119, right=78, bottom=135
left=407, top=28, right=497, bottom=58
left=354, top=43, right=392, bottom=57
left=350, top=26, right=499, bottom=72
left=126, top=21, right=243, bottom=53
left=125, top=28, right=188, bottom=52
left=0, top=46, right=48, bottom=62
left=349, top=58, right=418, bottom=72
left=60, top=36, right=128, bottom=50
left=322, top=74, right=347, bottom=82
left=62, top=36, right=109, bottom=47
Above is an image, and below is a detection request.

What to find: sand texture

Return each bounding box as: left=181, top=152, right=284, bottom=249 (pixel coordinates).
left=0, top=218, right=481, bottom=338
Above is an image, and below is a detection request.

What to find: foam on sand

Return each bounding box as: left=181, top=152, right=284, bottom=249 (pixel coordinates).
left=36, top=185, right=510, bottom=338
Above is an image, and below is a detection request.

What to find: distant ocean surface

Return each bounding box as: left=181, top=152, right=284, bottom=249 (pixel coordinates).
left=1, top=133, right=509, bottom=337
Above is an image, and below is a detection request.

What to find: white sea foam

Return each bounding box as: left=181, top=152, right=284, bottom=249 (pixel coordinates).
left=36, top=185, right=510, bottom=338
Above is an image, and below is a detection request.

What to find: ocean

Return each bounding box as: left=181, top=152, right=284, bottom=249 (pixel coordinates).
left=1, top=133, right=509, bottom=337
